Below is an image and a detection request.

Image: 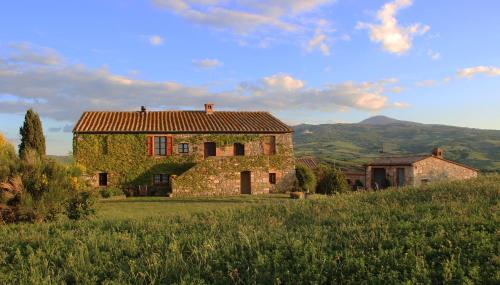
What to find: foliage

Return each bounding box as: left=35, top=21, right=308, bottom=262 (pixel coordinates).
left=316, top=166, right=349, bottom=194
left=66, top=191, right=96, bottom=220
left=99, top=187, right=122, bottom=198
left=0, top=133, right=19, bottom=182
left=293, top=123, right=500, bottom=171
left=354, top=179, right=364, bottom=188
left=0, top=176, right=498, bottom=283
left=295, top=164, right=316, bottom=193
left=18, top=109, right=46, bottom=159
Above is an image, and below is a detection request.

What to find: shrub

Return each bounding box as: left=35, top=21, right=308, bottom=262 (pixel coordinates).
left=99, top=187, right=122, bottom=198
left=295, top=164, right=316, bottom=193
left=0, top=133, right=19, bottom=182
left=66, top=191, right=96, bottom=220
left=316, top=167, right=349, bottom=195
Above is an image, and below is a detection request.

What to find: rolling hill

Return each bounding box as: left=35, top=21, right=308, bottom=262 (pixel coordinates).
left=293, top=116, right=500, bottom=172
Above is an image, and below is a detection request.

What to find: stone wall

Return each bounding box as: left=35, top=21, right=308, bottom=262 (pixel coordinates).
left=365, top=165, right=414, bottom=189
left=172, top=133, right=296, bottom=196
left=74, top=132, right=295, bottom=195
left=413, top=157, right=477, bottom=186
left=365, top=157, right=478, bottom=189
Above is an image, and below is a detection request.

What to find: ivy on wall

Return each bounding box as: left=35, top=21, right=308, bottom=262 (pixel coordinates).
left=74, top=134, right=195, bottom=188
left=74, top=133, right=295, bottom=193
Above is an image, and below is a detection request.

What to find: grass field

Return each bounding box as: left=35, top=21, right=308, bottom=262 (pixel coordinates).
left=0, top=176, right=499, bottom=284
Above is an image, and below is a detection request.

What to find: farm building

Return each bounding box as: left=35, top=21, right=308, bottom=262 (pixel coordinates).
left=73, top=104, right=296, bottom=196
left=365, top=148, right=478, bottom=189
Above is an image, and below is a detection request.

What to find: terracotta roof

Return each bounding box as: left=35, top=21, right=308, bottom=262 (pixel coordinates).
left=296, top=157, right=319, bottom=169
left=367, top=155, right=478, bottom=171
left=367, top=155, right=431, bottom=166
left=73, top=111, right=292, bottom=134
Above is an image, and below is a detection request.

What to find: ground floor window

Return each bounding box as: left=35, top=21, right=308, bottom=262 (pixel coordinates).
left=154, top=174, right=169, bottom=185
left=99, top=172, right=108, bottom=186
left=269, top=173, right=277, bottom=184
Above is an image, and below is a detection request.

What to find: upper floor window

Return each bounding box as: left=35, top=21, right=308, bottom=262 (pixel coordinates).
left=155, top=136, right=167, bottom=156
left=147, top=136, right=173, bottom=157
left=179, top=143, right=189, bottom=154
left=263, top=136, right=276, bottom=155
left=234, top=143, right=245, bottom=156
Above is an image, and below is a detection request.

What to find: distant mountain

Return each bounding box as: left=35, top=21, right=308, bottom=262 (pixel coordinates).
left=293, top=119, right=500, bottom=172
left=359, top=115, right=419, bottom=126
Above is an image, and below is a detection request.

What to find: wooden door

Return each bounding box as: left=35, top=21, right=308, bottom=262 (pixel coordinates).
left=397, top=168, right=405, bottom=187
left=372, top=168, right=386, bottom=189
left=240, top=171, right=251, bottom=194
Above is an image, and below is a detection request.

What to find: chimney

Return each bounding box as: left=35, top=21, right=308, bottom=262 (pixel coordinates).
left=141, top=106, right=146, bottom=112
left=204, top=103, right=214, bottom=115
left=432, top=147, right=443, bottom=158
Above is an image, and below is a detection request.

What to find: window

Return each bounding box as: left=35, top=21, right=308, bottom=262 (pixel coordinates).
left=154, top=136, right=167, bottom=156
left=178, top=143, right=189, bottom=154
left=204, top=142, right=216, bottom=158
left=269, top=173, right=277, bottom=184
left=147, top=136, right=172, bottom=157
left=154, top=174, right=169, bottom=185
left=263, top=136, right=276, bottom=155
left=99, top=173, right=108, bottom=186
left=234, top=143, right=245, bottom=156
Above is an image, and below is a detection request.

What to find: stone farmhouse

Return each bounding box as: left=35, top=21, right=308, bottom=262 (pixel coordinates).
left=365, top=148, right=478, bottom=189
left=73, top=104, right=296, bottom=196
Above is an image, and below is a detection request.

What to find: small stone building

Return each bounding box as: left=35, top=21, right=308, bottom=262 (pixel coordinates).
left=73, top=104, right=296, bottom=196
left=365, top=148, right=478, bottom=189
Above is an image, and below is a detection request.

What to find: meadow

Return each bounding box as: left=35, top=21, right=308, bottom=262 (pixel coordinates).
left=0, top=176, right=498, bottom=284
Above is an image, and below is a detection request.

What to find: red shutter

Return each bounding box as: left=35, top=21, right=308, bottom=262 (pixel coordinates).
left=146, top=136, right=153, bottom=156
left=167, top=136, right=173, bottom=156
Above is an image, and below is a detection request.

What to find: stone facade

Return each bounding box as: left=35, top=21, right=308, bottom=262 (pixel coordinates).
left=365, top=155, right=478, bottom=190
left=74, top=132, right=295, bottom=196
left=413, top=157, right=478, bottom=186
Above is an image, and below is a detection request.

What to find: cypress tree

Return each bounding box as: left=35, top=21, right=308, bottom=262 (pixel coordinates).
left=19, top=109, right=46, bottom=159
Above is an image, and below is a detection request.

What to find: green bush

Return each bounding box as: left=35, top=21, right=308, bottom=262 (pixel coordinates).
left=295, top=164, right=316, bottom=193
left=0, top=134, right=19, bottom=182
left=66, top=191, right=96, bottom=220
left=316, top=167, right=349, bottom=195
left=99, top=187, right=123, bottom=198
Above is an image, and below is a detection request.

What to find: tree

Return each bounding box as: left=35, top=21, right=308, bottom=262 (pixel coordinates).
left=316, top=167, right=349, bottom=195
left=19, top=109, right=46, bottom=159
left=295, top=164, right=316, bottom=193
left=0, top=132, right=19, bottom=181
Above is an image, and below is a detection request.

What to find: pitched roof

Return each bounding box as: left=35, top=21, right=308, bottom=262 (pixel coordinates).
left=296, top=157, right=319, bottom=169
left=73, top=111, right=293, bottom=134
left=367, top=155, right=431, bottom=166
left=367, top=154, right=478, bottom=171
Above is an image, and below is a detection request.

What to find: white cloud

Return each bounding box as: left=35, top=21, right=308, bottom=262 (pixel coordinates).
left=0, top=43, right=404, bottom=122
left=152, top=0, right=336, bottom=51
left=457, top=66, right=500, bottom=78
left=427, top=49, right=441, bottom=60
left=357, top=0, right=429, bottom=54
left=192, top=58, right=223, bottom=69
left=149, top=35, right=164, bottom=46
left=262, top=74, right=305, bottom=91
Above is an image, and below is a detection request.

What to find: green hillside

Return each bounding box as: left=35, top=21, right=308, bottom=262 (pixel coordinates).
left=293, top=121, right=500, bottom=171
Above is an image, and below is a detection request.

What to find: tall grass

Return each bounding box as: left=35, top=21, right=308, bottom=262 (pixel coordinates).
left=0, top=176, right=498, bottom=284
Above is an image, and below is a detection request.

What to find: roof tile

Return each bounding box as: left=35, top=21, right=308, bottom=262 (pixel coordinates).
left=73, top=111, right=293, bottom=134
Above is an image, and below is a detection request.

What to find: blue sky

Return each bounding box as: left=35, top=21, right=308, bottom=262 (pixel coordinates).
left=0, top=0, right=499, bottom=154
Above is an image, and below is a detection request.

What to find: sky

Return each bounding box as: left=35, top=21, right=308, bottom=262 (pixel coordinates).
left=0, top=0, right=499, bottom=155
